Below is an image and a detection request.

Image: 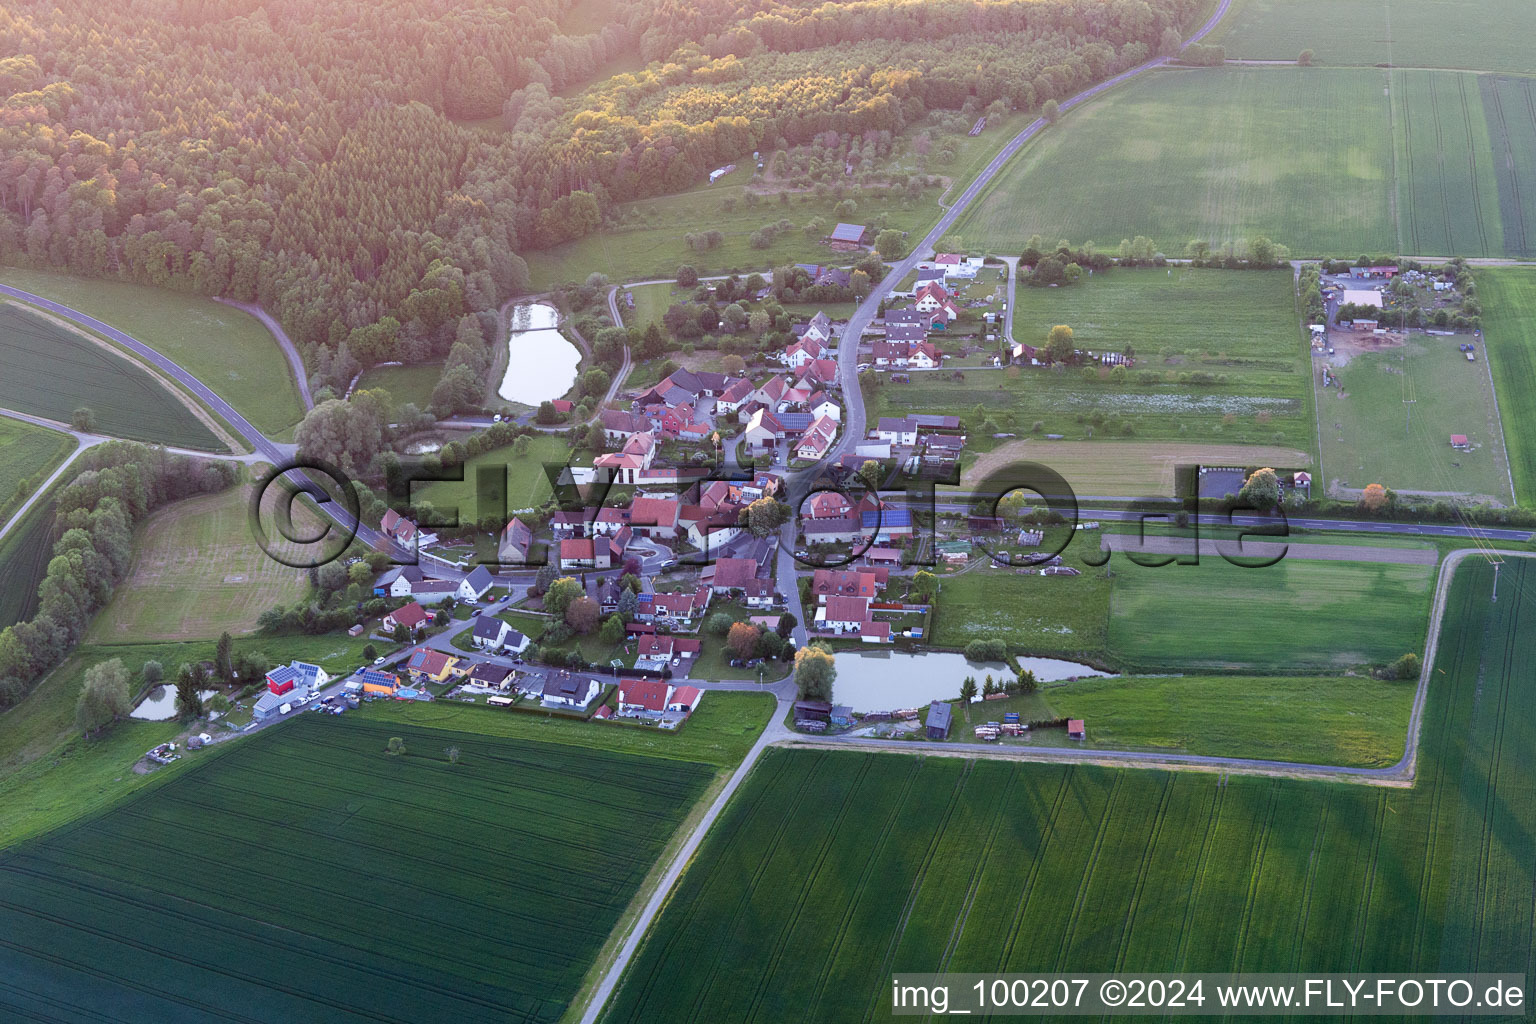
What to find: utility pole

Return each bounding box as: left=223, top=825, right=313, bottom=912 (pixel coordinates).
left=1492, top=561, right=1502, bottom=603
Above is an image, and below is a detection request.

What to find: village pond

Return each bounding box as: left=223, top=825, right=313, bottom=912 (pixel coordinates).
left=498, top=302, right=581, bottom=406
left=832, top=649, right=1110, bottom=712
left=130, top=685, right=219, bottom=721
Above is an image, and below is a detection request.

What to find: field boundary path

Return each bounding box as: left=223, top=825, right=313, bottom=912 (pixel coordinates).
left=213, top=298, right=314, bottom=411
left=1100, top=534, right=1440, bottom=564
left=579, top=691, right=795, bottom=1024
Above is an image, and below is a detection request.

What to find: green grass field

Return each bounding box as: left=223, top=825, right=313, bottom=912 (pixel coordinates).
left=1320, top=337, right=1512, bottom=501
left=945, top=68, right=1397, bottom=258
left=0, top=303, right=223, bottom=450
left=1481, top=75, right=1536, bottom=259
left=603, top=559, right=1536, bottom=1022
left=1392, top=70, right=1504, bottom=257
left=1013, top=267, right=1312, bottom=443
left=0, top=715, right=715, bottom=1023
left=1108, top=554, right=1434, bottom=671
left=1038, top=674, right=1412, bottom=767
left=412, top=433, right=571, bottom=519
left=1476, top=268, right=1536, bottom=504
left=354, top=360, right=443, bottom=412
left=86, top=485, right=313, bottom=642
left=1208, top=0, right=1536, bottom=74
left=0, top=267, right=305, bottom=434
left=929, top=547, right=1110, bottom=660
left=872, top=268, right=1315, bottom=449
left=0, top=416, right=71, bottom=523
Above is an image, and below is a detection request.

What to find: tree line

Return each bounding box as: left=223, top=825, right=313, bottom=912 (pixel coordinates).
left=0, top=444, right=239, bottom=710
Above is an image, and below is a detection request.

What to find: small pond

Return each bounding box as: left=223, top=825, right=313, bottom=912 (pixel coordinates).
left=498, top=302, right=581, bottom=406
left=131, top=685, right=219, bottom=720
left=832, top=650, right=1110, bottom=712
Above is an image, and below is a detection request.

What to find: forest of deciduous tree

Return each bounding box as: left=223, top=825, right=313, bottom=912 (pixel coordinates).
left=0, top=0, right=1197, bottom=409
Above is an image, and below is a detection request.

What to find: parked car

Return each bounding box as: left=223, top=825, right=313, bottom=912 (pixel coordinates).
left=373, top=656, right=385, bottom=665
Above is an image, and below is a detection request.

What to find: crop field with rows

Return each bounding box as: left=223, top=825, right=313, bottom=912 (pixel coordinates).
left=604, top=558, right=1535, bottom=1023
left=0, top=715, right=714, bottom=1023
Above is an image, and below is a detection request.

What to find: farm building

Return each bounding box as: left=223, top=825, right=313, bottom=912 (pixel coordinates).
left=1068, top=719, right=1086, bottom=740
left=925, top=701, right=952, bottom=739
left=1451, top=434, right=1471, bottom=451
left=825, top=222, right=870, bottom=248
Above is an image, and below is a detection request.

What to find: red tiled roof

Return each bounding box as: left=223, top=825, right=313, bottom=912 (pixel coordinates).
left=618, top=678, right=670, bottom=712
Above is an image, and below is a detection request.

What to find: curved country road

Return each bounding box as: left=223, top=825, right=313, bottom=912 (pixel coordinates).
left=213, top=297, right=315, bottom=411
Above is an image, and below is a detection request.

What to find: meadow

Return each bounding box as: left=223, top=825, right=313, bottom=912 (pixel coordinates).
left=603, top=559, right=1536, bottom=1022
left=355, top=360, right=443, bottom=412
left=1476, top=268, right=1536, bottom=504
left=525, top=110, right=1037, bottom=289
left=86, top=485, right=314, bottom=643
left=1107, top=553, right=1434, bottom=671
left=412, top=433, right=571, bottom=521
left=869, top=267, right=1316, bottom=451
left=1033, top=673, right=1413, bottom=768
left=0, top=416, right=71, bottom=524
left=1207, top=0, right=1536, bottom=74
left=0, top=267, right=305, bottom=435
left=0, top=715, right=715, bottom=1024
left=1321, top=337, right=1512, bottom=501
left=928, top=544, right=1110, bottom=660
left=0, top=303, right=222, bottom=450
left=944, top=68, right=1398, bottom=258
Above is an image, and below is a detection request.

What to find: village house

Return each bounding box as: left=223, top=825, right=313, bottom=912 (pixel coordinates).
left=912, top=282, right=961, bottom=322
left=742, top=578, right=776, bottom=609
left=875, top=416, right=919, bottom=446
left=815, top=595, right=871, bottom=634
left=379, top=565, right=425, bottom=598
left=499, top=517, right=534, bottom=564
left=806, top=491, right=853, bottom=520
left=635, top=634, right=701, bottom=670
left=466, top=662, right=513, bottom=691
left=617, top=678, right=672, bottom=719
left=457, top=565, right=495, bottom=602
left=784, top=333, right=828, bottom=369
left=593, top=430, right=658, bottom=485
left=559, top=535, right=623, bottom=571
left=743, top=407, right=786, bottom=453
left=382, top=601, right=428, bottom=633
left=705, top=556, right=761, bottom=595
left=863, top=508, right=914, bottom=543
left=599, top=408, right=650, bottom=443
left=715, top=378, right=755, bottom=414
left=410, top=579, right=458, bottom=605
left=802, top=516, right=863, bottom=546
left=470, top=616, right=529, bottom=653
left=798, top=311, right=833, bottom=347
left=379, top=508, right=438, bottom=549
left=358, top=667, right=400, bottom=697
left=796, top=414, right=839, bottom=460
left=640, top=585, right=712, bottom=626
left=627, top=494, right=682, bottom=539
left=541, top=671, right=602, bottom=709
left=406, top=648, right=461, bottom=683
left=811, top=568, right=883, bottom=601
